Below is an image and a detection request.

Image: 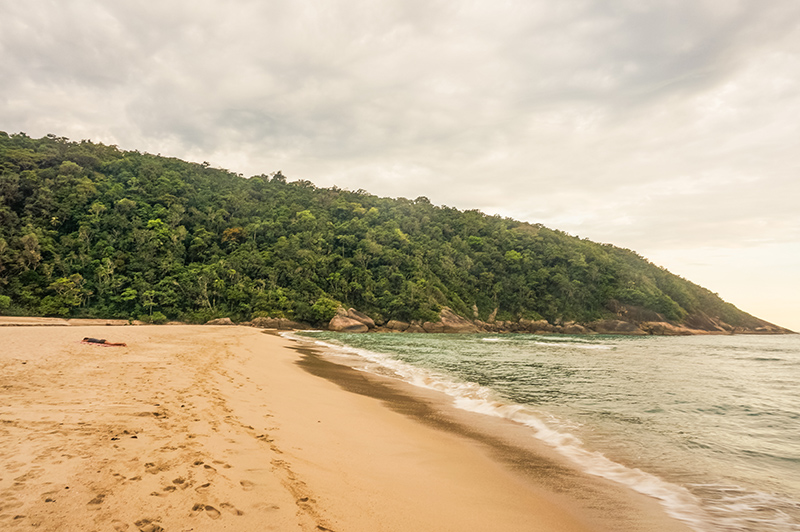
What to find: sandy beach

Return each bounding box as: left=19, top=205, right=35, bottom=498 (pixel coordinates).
left=0, top=324, right=692, bottom=532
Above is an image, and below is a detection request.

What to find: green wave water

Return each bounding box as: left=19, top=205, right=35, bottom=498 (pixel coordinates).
left=297, top=332, right=800, bottom=532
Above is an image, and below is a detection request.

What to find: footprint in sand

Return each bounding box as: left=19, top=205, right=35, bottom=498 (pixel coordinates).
left=239, top=480, right=255, bottom=491
left=133, top=518, right=164, bottom=532
left=254, top=502, right=281, bottom=512
left=195, top=482, right=211, bottom=493
left=220, top=502, right=244, bottom=516
left=111, top=520, right=129, bottom=531
left=212, top=460, right=232, bottom=469
left=87, top=493, right=106, bottom=505
left=204, top=505, right=221, bottom=519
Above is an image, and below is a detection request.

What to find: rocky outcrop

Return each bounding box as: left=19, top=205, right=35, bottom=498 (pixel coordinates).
left=329, top=315, right=368, bottom=333
left=328, top=308, right=368, bottom=333
left=586, top=319, right=646, bottom=335
left=746, top=325, right=795, bottom=334
left=560, top=322, right=592, bottom=335
left=601, top=302, right=793, bottom=335
left=385, top=320, right=410, bottom=332
left=517, top=319, right=555, bottom=333
left=433, top=307, right=480, bottom=333
left=729, top=321, right=795, bottom=334
left=344, top=308, right=375, bottom=329
left=406, top=322, right=426, bottom=333
left=351, top=304, right=794, bottom=336
left=683, top=312, right=730, bottom=333
left=249, top=317, right=309, bottom=330
left=422, top=320, right=445, bottom=333
left=639, top=321, right=696, bottom=336
left=325, top=307, right=377, bottom=333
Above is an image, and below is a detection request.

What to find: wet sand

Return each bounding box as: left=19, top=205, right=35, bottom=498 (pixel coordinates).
left=0, top=325, right=691, bottom=531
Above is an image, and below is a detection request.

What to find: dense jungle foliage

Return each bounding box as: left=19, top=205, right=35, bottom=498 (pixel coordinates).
left=0, top=131, right=762, bottom=327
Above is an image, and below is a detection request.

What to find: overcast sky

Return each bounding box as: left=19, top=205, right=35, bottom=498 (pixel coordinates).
left=2, top=1, right=798, bottom=330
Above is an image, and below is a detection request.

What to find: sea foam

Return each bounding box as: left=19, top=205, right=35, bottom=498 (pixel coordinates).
left=290, top=333, right=713, bottom=531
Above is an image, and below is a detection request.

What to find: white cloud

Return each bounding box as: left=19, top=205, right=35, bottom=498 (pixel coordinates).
left=1, top=0, right=798, bottom=327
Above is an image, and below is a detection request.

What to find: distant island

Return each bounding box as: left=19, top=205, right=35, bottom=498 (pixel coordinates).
left=0, top=132, right=791, bottom=335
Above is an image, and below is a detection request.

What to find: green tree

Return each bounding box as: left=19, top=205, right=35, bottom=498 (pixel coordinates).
left=40, top=274, right=86, bottom=316
left=0, top=131, right=773, bottom=331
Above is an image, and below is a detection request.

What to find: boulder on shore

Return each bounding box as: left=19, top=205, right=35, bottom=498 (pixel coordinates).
left=345, top=308, right=376, bottom=329
left=437, top=307, right=479, bottom=333
left=406, top=322, right=426, bottom=333
left=561, top=322, right=592, bottom=335
left=517, top=319, right=554, bottom=333
left=328, top=314, right=368, bottom=333
left=385, top=320, right=410, bottom=332
left=586, top=319, right=646, bottom=335
left=422, top=321, right=445, bottom=333
left=639, top=321, right=696, bottom=336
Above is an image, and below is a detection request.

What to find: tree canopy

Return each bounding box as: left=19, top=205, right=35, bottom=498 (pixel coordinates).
left=0, top=131, right=767, bottom=328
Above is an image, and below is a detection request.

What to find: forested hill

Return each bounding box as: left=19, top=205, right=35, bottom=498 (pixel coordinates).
left=0, top=132, right=789, bottom=334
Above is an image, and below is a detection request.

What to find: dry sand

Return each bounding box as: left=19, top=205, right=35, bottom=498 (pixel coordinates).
left=0, top=324, right=692, bottom=532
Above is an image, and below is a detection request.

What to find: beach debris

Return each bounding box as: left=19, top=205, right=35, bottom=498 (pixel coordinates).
left=81, top=337, right=127, bottom=347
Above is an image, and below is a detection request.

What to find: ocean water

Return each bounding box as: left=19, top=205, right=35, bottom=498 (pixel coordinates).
left=295, top=332, right=800, bottom=532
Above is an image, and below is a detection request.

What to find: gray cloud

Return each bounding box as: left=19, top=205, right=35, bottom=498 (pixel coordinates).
left=2, top=0, right=799, bottom=328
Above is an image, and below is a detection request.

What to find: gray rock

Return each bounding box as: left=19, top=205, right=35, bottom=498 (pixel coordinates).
left=561, top=323, right=591, bottom=335
left=516, top=319, right=555, bottom=333
left=437, top=307, right=479, bottom=333
left=587, top=319, right=646, bottom=335
left=386, top=320, right=410, bottom=332
left=329, top=315, right=369, bottom=333
left=422, top=321, right=445, bottom=333
left=345, top=308, right=376, bottom=329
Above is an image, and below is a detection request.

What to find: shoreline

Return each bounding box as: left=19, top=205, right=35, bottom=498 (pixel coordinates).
left=0, top=315, right=794, bottom=335
left=288, top=335, right=697, bottom=532
left=0, top=324, right=694, bottom=531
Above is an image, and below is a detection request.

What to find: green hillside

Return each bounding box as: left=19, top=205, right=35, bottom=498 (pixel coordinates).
left=0, top=132, right=785, bottom=332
